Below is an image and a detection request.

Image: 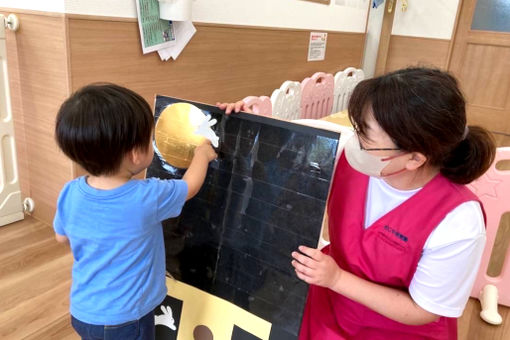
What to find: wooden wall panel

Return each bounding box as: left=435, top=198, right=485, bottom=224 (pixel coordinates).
left=384, top=35, right=450, bottom=73
left=68, top=18, right=365, bottom=105
left=3, top=11, right=365, bottom=224
left=2, top=10, right=72, bottom=225
left=459, top=44, right=510, bottom=110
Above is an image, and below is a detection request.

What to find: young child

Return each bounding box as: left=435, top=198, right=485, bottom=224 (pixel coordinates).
left=54, top=83, right=217, bottom=339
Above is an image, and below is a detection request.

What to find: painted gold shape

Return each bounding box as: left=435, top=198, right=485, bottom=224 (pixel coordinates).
left=155, top=102, right=207, bottom=168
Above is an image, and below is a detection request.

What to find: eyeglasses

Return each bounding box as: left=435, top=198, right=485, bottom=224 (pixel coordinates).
left=357, top=134, right=400, bottom=151
left=360, top=145, right=401, bottom=151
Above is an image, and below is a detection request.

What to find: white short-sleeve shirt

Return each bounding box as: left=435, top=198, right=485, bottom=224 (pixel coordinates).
left=364, top=177, right=486, bottom=317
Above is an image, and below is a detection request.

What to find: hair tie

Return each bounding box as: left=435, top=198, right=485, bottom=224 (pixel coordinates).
left=462, top=126, right=469, bottom=140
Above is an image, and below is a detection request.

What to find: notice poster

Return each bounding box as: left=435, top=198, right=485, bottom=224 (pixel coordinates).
left=136, top=0, right=176, bottom=54
left=307, top=32, right=328, bottom=61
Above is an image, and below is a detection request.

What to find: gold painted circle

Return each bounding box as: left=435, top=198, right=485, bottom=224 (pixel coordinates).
left=155, top=103, right=207, bottom=169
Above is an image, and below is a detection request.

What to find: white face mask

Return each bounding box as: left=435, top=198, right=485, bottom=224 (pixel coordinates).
left=344, top=134, right=403, bottom=178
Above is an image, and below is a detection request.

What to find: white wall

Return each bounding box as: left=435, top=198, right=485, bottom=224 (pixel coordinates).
left=63, top=0, right=369, bottom=33
left=0, top=0, right=64, bottom=12
left=191, top=0, right=369, bottom=32
left=64, top=0, right=136, bottom=18
left=2, top=0, right=369, bottom=33
left=391, top=0, right=459, bottom=39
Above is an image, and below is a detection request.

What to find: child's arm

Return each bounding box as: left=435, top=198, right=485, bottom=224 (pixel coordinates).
left=182, top=142, right=217, bottom=200
left=55, top=233, right=69, bottom=244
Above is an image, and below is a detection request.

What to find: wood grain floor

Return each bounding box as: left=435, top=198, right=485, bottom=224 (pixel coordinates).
left=0, top=215, right=508, bottom=339
left=0, top=216, right=78, bottom=340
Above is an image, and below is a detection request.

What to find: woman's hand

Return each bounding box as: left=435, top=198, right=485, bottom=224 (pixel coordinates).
left=293, top=247, right=441, bottom=326
left=216, top=100, right=253, bottom=114
left=292, top=245, right=342, bottom=289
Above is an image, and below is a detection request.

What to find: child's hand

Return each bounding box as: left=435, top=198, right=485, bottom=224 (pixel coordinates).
left=291, top=245, right=342, bottom=289
left=183, top=141, right=217, bottom=200
left=216, top=100, right=253, bottom=114
left=194, top=141, right=217, bottom=162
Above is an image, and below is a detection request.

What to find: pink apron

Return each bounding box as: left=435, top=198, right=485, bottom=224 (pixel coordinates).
left=299, top=153, right=483, bottom=340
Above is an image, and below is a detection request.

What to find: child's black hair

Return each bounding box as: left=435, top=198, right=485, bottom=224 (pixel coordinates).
left=55, top=83, right=154, bottom=176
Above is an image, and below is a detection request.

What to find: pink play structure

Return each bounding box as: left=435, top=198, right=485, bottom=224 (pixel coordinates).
left=468, top=147, right=510, bottom=309
left=238, top=66, right=364, bottom=121
left=300, top=72, right=334, bottom=120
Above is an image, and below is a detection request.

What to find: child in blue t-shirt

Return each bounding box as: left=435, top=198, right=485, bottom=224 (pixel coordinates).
left=54, top=83, right=217, bottom=339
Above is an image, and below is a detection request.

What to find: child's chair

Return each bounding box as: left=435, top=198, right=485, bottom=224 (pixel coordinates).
left=333, top=67, right=365, bottom=113
left=241, top=96, right=272, bottom=117
left=270, top=81, right=302, bottom=121
left=467, top=147, right=510, bottom=325
left=300, top=72, right=334, bottom=120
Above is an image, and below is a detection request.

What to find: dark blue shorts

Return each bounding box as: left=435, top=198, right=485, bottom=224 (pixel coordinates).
left=71, top=310, right=155, bottom=340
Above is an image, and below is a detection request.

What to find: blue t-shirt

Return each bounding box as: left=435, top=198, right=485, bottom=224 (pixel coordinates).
left=54, top=176, right=188, bottom=325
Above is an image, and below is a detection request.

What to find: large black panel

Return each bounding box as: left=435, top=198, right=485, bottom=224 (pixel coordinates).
left=147, top=95, right=340, bottom=339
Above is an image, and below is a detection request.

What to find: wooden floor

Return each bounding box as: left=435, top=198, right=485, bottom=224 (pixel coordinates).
left=0, top=215, right=509, bottom=339
left=0, top=216, right=78, bottom=339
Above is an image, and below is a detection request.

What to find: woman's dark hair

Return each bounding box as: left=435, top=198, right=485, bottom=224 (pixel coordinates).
left=348, top=67, right=495, bottom=184
left=55, top=83, right=154, bottom=176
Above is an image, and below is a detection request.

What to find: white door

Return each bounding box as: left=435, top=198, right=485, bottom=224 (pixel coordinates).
left=0, top=17, right=24, bottom=226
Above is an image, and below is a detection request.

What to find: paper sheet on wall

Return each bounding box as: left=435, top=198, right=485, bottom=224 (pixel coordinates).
left=136, top=0, right=176, bottom=54
left=157, top=21, right=197, bottom=61
left=307, top=32, right=328, bottom=62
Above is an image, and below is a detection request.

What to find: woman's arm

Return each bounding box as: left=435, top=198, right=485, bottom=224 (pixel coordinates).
left=291, top=246, right=439, bottom=325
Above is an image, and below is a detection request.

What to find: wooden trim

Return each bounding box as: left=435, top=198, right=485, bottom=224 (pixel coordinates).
left=390, top=35, right=450, bottom=43
left=463, top=32, right=510, bottom=47
left=374, top=0, right=397, bottom=75
left=196, top=22, right=365, bottom=34
left=64, top=16, right=81, bottom=179
left=300, top=0, right=331, bottom=4
left=64, top=16, right=73, bottom=99
left=363, top=0, right=372, bottom=33
left=470, top=103, right=510, bottom=112
left=65, top=13, right=137, bottom=23
left=465, top=0, right=478, bottom=35
left=66, top=13, right=366, bottom=35
left=359, top=0, right=372, bottom=70
left=445, top=0, right=463, bottom=69
left=0, top=7, right=64, bottom=17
